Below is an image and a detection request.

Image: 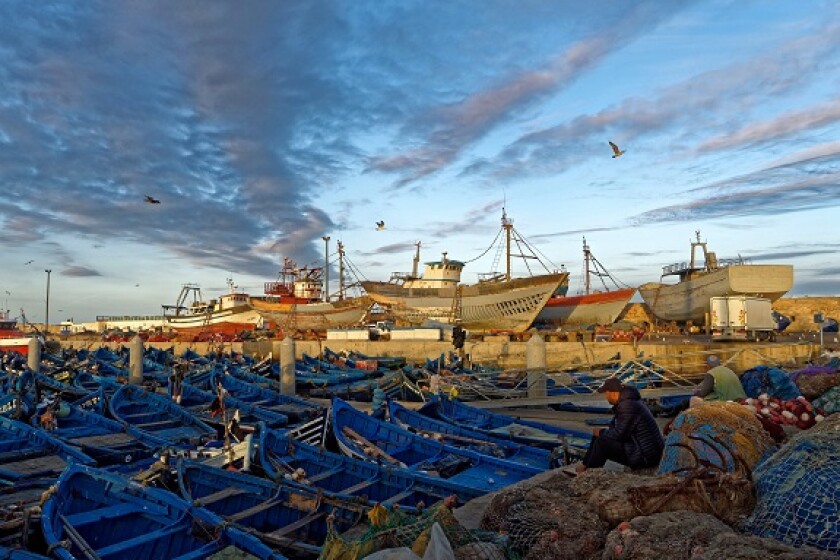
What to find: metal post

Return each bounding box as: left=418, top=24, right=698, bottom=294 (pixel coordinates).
left=322, top=236, right=330, bottom=303
left=526, top=332, right=547, bottom=398
left=129, top=334, right=144, bottom=385
left=337, top=241, right=345, bottom=301
left=44, top=269, right=51, bottom=337
left=280, top=336, right=296, bottom=395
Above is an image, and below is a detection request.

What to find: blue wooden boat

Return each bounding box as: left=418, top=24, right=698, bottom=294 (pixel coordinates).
left=41, top=464, right=285, bottom=560
left=34, top=373, right=90, bottom=401
left=345, top=350, right=406, bottom=370
left=30, top=399, right=169, bottom=466
left=419, top=395, right=591, bottom=450
left=387, top=401, right=549, bottom=469
left=331, top=398, right=540, bottom=493
left=258, top=425, right=484, bottom=506
left=0, top=546, right=50, bottom=559
left=209, top=373, right=322, bottom=424
left=177, top=460, right=364, bottom=556
left=109, top=384, right=216, bottom=445
left=0, top=477, right=55, bottom=554
left=176, top=383, right=288, bottom=431
left=0, top=417, right=93, bottom=481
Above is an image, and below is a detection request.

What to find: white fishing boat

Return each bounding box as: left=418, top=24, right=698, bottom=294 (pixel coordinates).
left=361, top=211, right=568, bottom=332
left=639, top=231, right=793, bottom=323
left=162, top=280, right=264, bottom=336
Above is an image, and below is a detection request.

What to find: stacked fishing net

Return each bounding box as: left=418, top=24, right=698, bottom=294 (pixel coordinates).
left=791, top=365, right=840, bottom=400
left=745, top=412, right=840, bottom=554
left=601, top=511, right=733, bottom=560
left=813, top=385, right=840, bottom=415
left=657, top=401, right=776, bottom=476
left=480, top=472, right=606, bottom=560
left=569, top=468, right=753, bottom=527
left=739, top=366, right=801, bottom=400
left=692, top=532, right=840, bottom=560
left=319, top=501, right=513, bottom=560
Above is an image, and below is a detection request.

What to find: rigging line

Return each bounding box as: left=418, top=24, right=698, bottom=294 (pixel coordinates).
left=511, top=226, right=557, bottom=273
left=462, top=227, right=503, bottom=264
left=589, top=254, right=632, bottom=289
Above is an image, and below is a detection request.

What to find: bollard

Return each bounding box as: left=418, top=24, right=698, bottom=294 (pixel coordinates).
left=243, top=433, right=253, bottom=472
left=526, top=332, right=547, bottom=398
left=27, top=337, right=41, bottom=373
left=129, top=334, right=144, bottom=385
left=280, top=336, right=296, bottom=396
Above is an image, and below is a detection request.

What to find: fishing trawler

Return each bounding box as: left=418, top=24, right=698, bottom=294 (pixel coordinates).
left=0, top=310, right=36, bottom=355
left=162, top=280, right=264, bottom=336
left=361, top=211, right=568, bottom=332
left=249, top=242, right=371, bottom=331
left=639, top=231, right=794, bottom=323
left=537, top=237, right=635, bottom=327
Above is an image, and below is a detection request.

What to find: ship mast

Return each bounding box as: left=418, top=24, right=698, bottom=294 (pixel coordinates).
left=583, top=237, right=591, bottom=295
left=337, top=240, right=345, bottom=301
left=322, top=236, right=330, bottom=303
left=502, top=209, right=512, bottom=281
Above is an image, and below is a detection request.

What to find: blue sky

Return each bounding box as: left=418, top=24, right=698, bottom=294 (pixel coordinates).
left=2, top=1, right=839, bottom=323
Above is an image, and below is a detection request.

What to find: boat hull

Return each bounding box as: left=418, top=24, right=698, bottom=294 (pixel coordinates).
left=163, top=304, right=263, bottom=335
left=639, top=265, right=793, bottom=323
left=361, top=273, right=567, bottom=332
left=249, top=296, right=371, bottom=330
left=536, top=287, right=635, bottom=327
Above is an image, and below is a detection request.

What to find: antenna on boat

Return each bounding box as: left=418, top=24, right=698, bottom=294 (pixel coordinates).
left=583, top=237, right=591, bottom=295
left=411, top=241, right=422, bottom=278
left=502, top=208, right=512, bottom=281
left=337, top=241, right=345, bottom=301
left=322, top=236, right=331, bottom=303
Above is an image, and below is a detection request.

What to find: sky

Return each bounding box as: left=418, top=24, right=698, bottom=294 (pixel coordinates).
left=1, top=1, right=840, bottom=324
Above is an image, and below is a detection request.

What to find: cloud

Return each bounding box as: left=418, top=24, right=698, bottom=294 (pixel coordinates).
left=749, top=250, right=839, bottom=262
left=62, top=266, right=101, bottom=277
left=359, top=242, right=418, bottom=256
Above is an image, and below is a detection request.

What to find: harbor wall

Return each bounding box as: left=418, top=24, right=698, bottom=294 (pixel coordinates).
left=57, top=338, right=818, bottom=375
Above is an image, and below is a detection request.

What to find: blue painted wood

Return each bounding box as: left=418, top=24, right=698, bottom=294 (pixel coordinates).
left=331, top=398, right=540, bottom=493
left=176, top=383, right=288, bottom=430
left=109, top=384, right=215, bottom=445
left=258, top=425, right=483, bottom=507
left=207, top=372, right=322, bottom=425
left=0, top=416, right=94, bottom=481
left=387, top=400, right=549, bottom=469
left=41, top=464, right=286, bottom=560
left=177, top=460, right=364, bottom=555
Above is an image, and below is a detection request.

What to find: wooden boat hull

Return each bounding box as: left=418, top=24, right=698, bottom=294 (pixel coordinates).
left=639, top=264, right=793, bottom=323
left=331, top=398, right=540, bottom=492
left=537, top=287, right=636, bottom=326
left=177, top=460, right=364, bottom=556
left=387, top=401, right=549, bottom=469
left=41, top=464, right=283, bottom=560
left=209, top=372, right=323, bottom=424
left=362, top=272, right=568, bottom=332
left=250, top=296, right=371, bottom=331
left=258, top=426, right=485, bottom=506
left=420, top=395, right=590, bottom=451
left=163, top=303, right=263, bottom=335
left=0, top=417, right=94, bottom=481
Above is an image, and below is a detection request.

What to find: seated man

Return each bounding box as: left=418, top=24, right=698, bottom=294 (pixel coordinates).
left=574, top=377, right=664, bottom=474
left=691, top=355, right=747, bottom=405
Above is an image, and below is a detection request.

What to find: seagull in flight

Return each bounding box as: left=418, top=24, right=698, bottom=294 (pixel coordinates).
left=376, top=221, right=385, bottom=231
left=609, top=141, right=625, bottom=158
left=24, top=260, right=34, bottom=265
left=144, top=195, right=161, bottom=204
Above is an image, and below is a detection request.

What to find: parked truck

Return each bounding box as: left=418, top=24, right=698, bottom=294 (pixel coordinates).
left=710, top=296, right=776, bottom=341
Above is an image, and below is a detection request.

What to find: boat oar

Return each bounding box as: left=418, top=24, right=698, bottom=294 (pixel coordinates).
left=58, top=514, right=103, bottom=560
left=341, top=426, right=401, bottom=465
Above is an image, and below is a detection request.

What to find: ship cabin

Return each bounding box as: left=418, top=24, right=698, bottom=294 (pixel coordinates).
left=401, top=253, right=464, bottom=289
left=661, top=232, right=746, bottom=282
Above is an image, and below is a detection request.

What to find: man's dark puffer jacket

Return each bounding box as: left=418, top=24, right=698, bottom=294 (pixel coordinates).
left=600, top=385, right=665, bottom=469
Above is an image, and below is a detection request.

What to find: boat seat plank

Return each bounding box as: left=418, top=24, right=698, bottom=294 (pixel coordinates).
left=306, top=467, right=342, bottom=483
left=64, top=502, right=147, bottom=527
left=95, top=523, right=183, bottom=556
left=134, top=420, right=180, bottom=429
left=340, top=479, right=375, bottom=495
left=197, top=487, right=247, bottom=506
left=265, top=511, right=326, bottom=539
left=69, top=433, right=136, bottom=447
left=3, top=455, right=66, bottom=474
left=226, top=498, right=280, bottom=522
left=383, top=488, right=416, bottom=506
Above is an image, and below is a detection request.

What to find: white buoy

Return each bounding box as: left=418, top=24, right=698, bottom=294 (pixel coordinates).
left=526, top=333, right=547, bottom=398
left=27, top=337, right=41, bottom=373
left=129, top=335, right=144, bottom=385
left=280, top=336, right=296, bottom=396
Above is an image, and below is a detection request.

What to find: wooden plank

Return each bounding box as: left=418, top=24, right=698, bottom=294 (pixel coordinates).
left=197, top=487, right=247, bottom=507
left=265, top=511, right=326, bottom=539
left=341, top=427, right=400, bottom=465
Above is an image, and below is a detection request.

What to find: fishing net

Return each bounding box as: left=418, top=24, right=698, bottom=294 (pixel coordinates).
left=206, top=547, right=260, bottom=560
left=657, top=401, right=776, bottom=476
left=813, top=385, right=840, bottom=415
left=739, top=366, right=801, bottom=401
left=480, top=472, right=607, bottom=560
left=601, top=511, right=733, bottom=560
left=790, top=365, right=840, bottom=400
left=692, top=532, right=840, bottom=560
left=744, top=412, right=840, bottom=553
left=568, top=468, right=754, bottom=527
left=319, top=502, right=513, bottom=560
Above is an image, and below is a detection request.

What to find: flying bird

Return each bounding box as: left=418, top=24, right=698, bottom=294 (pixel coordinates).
left=24, top=260, right=34, bottom=265
left=376, top=221, right=385, bottom=231
left=144, top=195, right=161, bottom=204
left=608, top=141, right=625, bottom=158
